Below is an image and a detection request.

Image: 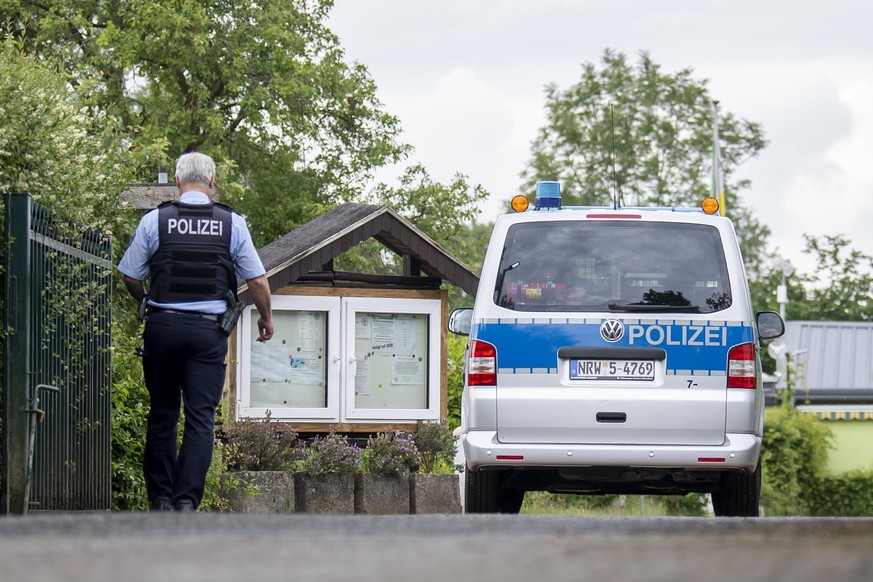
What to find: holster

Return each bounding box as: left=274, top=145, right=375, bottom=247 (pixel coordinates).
left=137, top=295, right=150, bottom=322
left=218, top=291, right=245, bottom=336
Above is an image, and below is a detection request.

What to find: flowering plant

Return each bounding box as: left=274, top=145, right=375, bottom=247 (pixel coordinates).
left=297, top=431, right=361, bottom=475
left=362, top=431, right=422, bottom=477
left=412, top=421, right=459, bottom=474
left=222, top=411, right=302, bottom=472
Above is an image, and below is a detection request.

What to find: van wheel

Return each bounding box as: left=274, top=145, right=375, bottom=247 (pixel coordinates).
left=711, top=459, right=762, bottom=517
left=465, top=466, right=525, bottom=514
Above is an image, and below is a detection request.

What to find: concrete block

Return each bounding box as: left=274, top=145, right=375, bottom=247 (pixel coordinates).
left=410, top=474, right=461, bottom=514
left=294, top=473, right=355, bottom=514
left=355, top=474, right=410, bottom=515
left=222, top=471, right=295, bottom=513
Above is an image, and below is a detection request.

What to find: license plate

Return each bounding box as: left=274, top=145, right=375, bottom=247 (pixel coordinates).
left=570, top=359, right=655, bottom=381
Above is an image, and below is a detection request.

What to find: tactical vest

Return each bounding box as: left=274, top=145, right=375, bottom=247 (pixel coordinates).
left=148, top=201, right=236, bottom=304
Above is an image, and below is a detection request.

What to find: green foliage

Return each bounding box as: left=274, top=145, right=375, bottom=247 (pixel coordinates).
left=795, top=234, right=873, bottom=321
left=523, top=49, right=770, bottom=275
left=200, top=441, right=235, bottom=511
left=412, top=421, right=458, bottom=474
left=523, top=492, right=620, bottom=514
left=0, top=40, right=133, bottom=228
left=661, top=493, right=708, bottom=517
left=749, top=234, right=873, bottom=325
left=3, top=0, right=408, bottom=246
left=361, top=431, right=421, bottom=477
left=808, top=468, right=873, bottom=517
left=761, top=407, right=833, bottom=516
left=222, top=412, right=302, bottom=472
left=748, top=258, right=806, bottom=316
left=525, top=493, right=712, bottom=516
left=370, top=164, right=489, bottom=269
left=109, top=322, right=149, bottom=511
left=336, top=164, right=489, bottom=281
left=446, top=334, right=466, bottom=429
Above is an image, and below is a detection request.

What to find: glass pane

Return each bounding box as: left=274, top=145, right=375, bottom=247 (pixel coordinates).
left=494, top=221, right=732, bottom=313
left=248, top=310, right=328, bottom=408
left=353, top=312, right=428, bottom=409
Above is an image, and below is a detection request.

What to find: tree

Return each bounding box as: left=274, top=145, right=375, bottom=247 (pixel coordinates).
left=750, top=235, right=873, bottom=322
left=522, top=49, right=770, bottom=275
left=364, top=164, right=489, bottom=271
left=0, top=41, right=133, bottom=228
left=2, top=0, right=408, bottom=245
left=794, top=235, right=873, bottom=321
left=336, top=164, right=489, bottom=304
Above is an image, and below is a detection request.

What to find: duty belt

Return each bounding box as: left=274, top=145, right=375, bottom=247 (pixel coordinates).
left=149, top=307, right=220, bottom=322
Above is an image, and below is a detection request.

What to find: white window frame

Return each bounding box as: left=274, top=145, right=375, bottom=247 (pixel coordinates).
left=237, top=295, right=341, bottom=421
left=236, top=294, right=441, bottom=423
left=342, top=297, right=441, bottom=421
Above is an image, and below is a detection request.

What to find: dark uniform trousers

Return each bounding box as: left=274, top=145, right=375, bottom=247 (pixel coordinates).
left=142, top=311, right=228, bottom=508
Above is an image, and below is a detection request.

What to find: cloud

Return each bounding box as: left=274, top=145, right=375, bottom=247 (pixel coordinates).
left=379, top=67, right=543, bottom=220
left=789, top=79, right=873, bottom=248
left=330, top=1, right=873, bottom=270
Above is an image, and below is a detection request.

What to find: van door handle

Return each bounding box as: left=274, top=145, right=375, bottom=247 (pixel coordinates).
left=596, top=412, right=627, bottom=423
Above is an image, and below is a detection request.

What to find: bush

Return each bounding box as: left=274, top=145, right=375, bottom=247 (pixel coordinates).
left=761, top=407, right=834, bottom=516
left=362, top=431, right=421, bottom=477
left=222, top=411, right=301, bottom=472
left=298, top=431, right=361, bottom=475
left=412, top=421, right=458, bottom=474
left=808, top=468, right=873, bottom=517
left=446, top=334, right=466, bottom=429
left=110, top=323, right=149, bottom=511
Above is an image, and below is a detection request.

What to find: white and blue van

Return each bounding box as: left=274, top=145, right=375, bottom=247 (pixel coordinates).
left=449, top=182, right=784, bottom=516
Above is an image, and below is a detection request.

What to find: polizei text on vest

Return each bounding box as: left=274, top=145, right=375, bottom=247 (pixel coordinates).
left=167, top=218, right=224, bottom=236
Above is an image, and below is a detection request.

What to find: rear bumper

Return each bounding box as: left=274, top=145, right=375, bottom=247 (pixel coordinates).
left=463, top=430, right=760, bottom=472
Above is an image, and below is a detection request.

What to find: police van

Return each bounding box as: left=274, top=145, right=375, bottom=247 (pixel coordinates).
left=448, top=182, right=785, bottom=516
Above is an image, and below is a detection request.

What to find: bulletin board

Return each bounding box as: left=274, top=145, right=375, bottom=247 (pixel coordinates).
left=248, top=309, right=328, bottom=409
left=236, top=294, right=341, bottom=421
left=343, top=295, right=442, bottom=421
left=352, top=312, right=429, bottom=410
left=233, top=288, right=445, bottom=428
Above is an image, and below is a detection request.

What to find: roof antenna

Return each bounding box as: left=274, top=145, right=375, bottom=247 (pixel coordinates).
left=609, top=104, right=620, bottom=209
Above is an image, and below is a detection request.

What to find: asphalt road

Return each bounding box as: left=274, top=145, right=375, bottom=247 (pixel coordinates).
left=0, top=513, right=871, bottom=582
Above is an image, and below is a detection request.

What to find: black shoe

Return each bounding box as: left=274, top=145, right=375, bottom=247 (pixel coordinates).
left=174, top=499, right=196, bottom=512
left=150, top=496, right=172, bottom=512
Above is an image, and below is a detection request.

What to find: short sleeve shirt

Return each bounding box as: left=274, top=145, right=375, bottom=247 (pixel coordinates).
left=117, top=192, right=266, bottom=314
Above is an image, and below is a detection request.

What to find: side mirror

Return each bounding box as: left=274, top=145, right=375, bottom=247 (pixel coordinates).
left=448, top=308, right=473, bottom=336
left=756, top=311, right=785, bottom=341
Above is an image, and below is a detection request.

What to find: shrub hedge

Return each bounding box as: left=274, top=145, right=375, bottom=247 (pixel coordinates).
left=762, top=406, right=873, bottom=517
left=808, top=469, right=873, bottom=516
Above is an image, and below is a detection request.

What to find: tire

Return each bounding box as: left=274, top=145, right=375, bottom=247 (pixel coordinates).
left=465, top=465, right=524, bottom=514
left=711, top=458, right=762, bottom=517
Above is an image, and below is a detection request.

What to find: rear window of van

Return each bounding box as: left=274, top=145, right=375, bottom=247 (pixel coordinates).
left=493, top=221, right=732, bottom=314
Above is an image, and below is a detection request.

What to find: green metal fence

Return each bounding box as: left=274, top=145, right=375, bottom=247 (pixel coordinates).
left=2, top=194, right=112, bottom=514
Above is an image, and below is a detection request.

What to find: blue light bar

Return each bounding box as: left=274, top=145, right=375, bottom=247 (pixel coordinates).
left=535, top=181, right=561, bottom=209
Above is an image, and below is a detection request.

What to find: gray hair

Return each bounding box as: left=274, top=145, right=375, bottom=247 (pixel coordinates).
left=174, top=152, right=215, bottom=186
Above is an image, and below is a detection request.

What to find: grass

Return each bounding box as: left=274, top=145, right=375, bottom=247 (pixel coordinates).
left=520, top=491, right=708, bottom=517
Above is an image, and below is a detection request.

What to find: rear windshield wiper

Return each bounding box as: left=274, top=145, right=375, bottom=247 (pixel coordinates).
left=607, top=301, right=701, bottom=313
left=494, top=261, right=521, bottom=302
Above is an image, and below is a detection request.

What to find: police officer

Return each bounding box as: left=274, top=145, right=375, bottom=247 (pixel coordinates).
left=118, top=152, right=274, bottom=512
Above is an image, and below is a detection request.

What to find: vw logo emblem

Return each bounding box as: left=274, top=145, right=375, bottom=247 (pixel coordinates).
left=600, top=319, right=624, bottom=343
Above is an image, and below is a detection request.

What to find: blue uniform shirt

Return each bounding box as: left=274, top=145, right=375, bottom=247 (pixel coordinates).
left=118, top=192, right=266, bottom=314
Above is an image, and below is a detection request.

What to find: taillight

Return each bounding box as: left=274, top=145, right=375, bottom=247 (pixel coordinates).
left=727, top=343, right=756, bottom=389
left=468, top=340, right=497, bottom=386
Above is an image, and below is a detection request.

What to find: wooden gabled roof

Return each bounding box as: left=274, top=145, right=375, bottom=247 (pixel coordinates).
left=238, top=203, right=480, bottom=303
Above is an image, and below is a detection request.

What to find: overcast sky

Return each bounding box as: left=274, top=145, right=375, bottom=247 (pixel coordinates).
left=329, top=0, right=873, bottom=276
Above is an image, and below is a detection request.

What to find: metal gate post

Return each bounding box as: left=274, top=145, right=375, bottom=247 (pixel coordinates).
left=3, top=193, right=33, bottom=515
